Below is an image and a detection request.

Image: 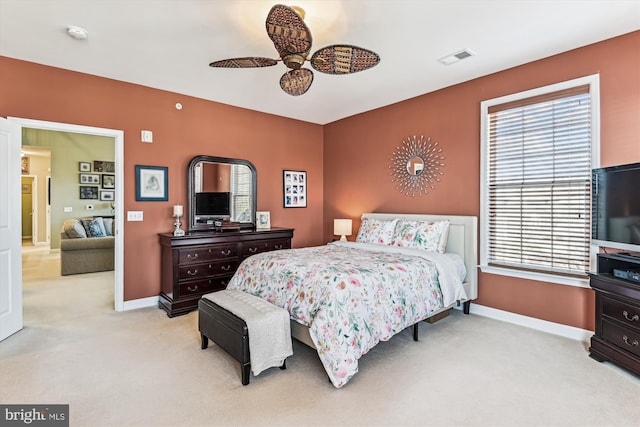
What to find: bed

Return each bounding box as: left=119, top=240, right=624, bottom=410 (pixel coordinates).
left=226, top=213, right=478, bottom=387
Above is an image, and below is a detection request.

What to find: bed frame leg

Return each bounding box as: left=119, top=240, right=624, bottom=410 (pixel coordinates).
left=201, top=334, right=208, bottom=349
left=463, top=301, right=471, bottom=314
left=413, top=322, right=419, bottom=341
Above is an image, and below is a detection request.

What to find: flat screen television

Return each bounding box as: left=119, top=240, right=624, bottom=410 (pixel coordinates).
left=591, top=162, right=640, bottom=252
left=195, top=191, right=230, bottom=217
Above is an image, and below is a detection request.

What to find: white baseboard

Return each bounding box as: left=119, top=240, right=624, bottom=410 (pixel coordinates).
left=464, top=303, right=593, bottom=343
left=123, top=296, right=159, bottom=311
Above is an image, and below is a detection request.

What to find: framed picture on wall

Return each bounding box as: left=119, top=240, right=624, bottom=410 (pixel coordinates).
left=94, top=160, right=115, bottom=173
left=80, top=173, right=100, bottom=184
left=283, top=170, right=307, bottom=208
left=135, top=165, right=168, bottom=201
left=79, top=162, right=91, bottom=172
left=100, top=190, right=115, bottom=201
left=79, top=186, right=99, bottom=200
left=102, top=174, right=115, bottom=189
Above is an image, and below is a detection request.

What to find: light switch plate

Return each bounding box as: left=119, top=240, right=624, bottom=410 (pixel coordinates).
left=127, top=211, right=143, bottom=221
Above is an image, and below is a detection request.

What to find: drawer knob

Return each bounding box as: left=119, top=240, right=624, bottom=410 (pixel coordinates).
left=622, top=335, right=639, bottom=347
left=187, top=269, right=198, bottom=276
left=187, top=285, right=198, bottom=292
left=623, top=311, right=639, bottom=322
left=249, top=247, right=257, bottom=253
left=187, top=253, right=198, bottom=259
left=220, top=249, right=231, bottom=256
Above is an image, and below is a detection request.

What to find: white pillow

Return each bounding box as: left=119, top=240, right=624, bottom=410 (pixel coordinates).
left=356, top=217, right=398, bottom=245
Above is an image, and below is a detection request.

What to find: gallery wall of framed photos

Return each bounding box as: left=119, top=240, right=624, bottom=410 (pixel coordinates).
left=79, top=160, right=115, bottom=201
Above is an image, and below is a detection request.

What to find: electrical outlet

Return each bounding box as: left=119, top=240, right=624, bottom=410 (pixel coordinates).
left=63, top=207, right=72, bottom=213
left=127, top=211, right=143, bottom=221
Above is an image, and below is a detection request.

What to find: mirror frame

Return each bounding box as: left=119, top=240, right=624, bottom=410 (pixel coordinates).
left=187, top=155, right=257, bottom=232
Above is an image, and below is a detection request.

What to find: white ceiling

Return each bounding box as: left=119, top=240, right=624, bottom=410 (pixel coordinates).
left=1, top=0, right=638, bottom=125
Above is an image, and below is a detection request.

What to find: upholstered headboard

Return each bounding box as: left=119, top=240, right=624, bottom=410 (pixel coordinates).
left=362, top=213, right=478, bottom=300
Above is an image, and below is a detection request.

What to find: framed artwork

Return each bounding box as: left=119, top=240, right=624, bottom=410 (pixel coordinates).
left=80, top=173, right=100, bottom=184
left=79, top=162, right=91, bottom=172
left=94, top=160, right=115, bottom=173
left=102, top=174, right=115, bottom=189
left=100, top=190, right=115, bottom=201
left=79, top=186, right=99, bottom=200
left=256, top=211, right=271, bottom=229
left=283, top=170, right=307, bottom=208
left=135, top=165, right=168, bottom=201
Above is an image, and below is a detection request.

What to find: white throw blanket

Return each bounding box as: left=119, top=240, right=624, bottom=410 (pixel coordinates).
left=203, top=290, right=293, bottom=376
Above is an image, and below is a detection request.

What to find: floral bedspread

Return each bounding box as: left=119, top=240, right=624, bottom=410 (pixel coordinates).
left=226, top=241, right=465, bottom=388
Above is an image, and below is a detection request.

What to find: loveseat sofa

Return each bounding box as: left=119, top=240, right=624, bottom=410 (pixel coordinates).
left=60, top=217, right=115, bottom=276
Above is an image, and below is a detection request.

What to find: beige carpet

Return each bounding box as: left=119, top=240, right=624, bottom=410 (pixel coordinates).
left=1, top=245, right=639, bottom=427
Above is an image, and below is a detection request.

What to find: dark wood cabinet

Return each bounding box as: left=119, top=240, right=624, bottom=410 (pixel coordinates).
left=589, top=253, right=640, bottom=376
left=159, top=228, right=294, bottom=317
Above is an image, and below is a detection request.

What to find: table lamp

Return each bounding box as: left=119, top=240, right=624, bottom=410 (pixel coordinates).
left=333, top=219, right=352, bottom=242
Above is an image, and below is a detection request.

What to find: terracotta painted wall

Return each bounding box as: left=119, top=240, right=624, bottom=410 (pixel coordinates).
left=0, top=57, right=325, bottom=301
left=323, top=31, right=640, bottom=331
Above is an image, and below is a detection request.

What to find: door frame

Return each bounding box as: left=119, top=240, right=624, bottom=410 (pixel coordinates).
left=9, top=117, right=125, bottom=311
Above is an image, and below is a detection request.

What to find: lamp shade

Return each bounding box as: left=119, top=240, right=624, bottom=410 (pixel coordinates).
left=334, top=219, right=353, bottom=241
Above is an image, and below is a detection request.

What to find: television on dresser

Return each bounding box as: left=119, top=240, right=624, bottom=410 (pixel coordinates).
left=591, top=162, right=640, bottom=252
left=195, top=191, right=230, bottom=219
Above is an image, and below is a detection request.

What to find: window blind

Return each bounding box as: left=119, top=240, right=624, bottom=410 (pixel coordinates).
left=487, top=85, right=592, bottom=276
left=230, top=165, right=252, bottom=222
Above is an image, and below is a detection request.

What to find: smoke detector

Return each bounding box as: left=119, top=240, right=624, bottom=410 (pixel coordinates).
left=67, top=25, right=88, bottom=40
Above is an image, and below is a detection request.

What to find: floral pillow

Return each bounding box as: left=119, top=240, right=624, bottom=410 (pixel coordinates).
left=413, top=220, right=450, bottom=253
left=356, top=218, right=398, bottom=245
left=391, top=219, right=450, bottom=253
left=82, top=218, right=107, bottom=238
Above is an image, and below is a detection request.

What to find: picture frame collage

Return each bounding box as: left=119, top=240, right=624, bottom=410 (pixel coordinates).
left=79, top=161, right=115, bottom=201
left=283, top=170, right=307, bottom=208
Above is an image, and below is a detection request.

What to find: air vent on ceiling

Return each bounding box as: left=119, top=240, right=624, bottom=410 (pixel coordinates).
left=438, top=49, right=475, bottom=65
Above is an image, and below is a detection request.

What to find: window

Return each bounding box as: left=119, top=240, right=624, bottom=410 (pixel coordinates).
left=480, top=75, right=600, bottom=286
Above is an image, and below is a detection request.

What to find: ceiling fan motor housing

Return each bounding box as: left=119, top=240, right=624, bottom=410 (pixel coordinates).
left=283, top=54, right=305, bottom=69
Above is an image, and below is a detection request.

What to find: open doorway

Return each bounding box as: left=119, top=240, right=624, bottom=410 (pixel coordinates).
left=10, top=117, right=125, bottom=312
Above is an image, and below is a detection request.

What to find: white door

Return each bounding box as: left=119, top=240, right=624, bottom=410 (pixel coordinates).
left=0, top=117, right=23, bottom=341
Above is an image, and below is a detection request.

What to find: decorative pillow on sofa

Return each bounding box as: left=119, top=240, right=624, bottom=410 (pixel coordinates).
left=391, top=219, right=450, bottom=253
left=82, top=218, right=107, bottom=238
left=102, top=217, right=114, bottom=236
left=63, top=219, right=88, bottom=239
left=356, top=218, right=398, bottom=245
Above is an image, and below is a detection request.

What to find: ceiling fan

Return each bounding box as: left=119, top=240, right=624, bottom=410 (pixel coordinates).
left=209, top=4, right=380, bottom=96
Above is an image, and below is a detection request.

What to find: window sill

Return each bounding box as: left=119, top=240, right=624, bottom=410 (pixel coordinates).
left=479, top=265, right=590, bottom=289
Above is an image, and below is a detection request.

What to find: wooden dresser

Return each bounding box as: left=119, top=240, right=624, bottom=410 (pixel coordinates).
left=589, top=253, right=640, bottom=376
left=159, top=227, right=294, bottom=317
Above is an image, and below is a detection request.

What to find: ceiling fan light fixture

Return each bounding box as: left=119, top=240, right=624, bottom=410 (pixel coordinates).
left=67, top=25, right=88, bottom=40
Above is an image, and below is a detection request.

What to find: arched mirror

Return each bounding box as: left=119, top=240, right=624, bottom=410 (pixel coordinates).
left=188, top=155, right=257, bottom=232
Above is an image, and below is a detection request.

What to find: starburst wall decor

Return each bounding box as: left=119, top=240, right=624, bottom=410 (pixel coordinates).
left=389, top=135, right=445, bottom=196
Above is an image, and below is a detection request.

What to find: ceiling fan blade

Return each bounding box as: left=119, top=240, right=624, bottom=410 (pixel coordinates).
left=209, top=57, right=278, bottom=68
left=266, top=4, right=312, bottom=59
left=279, top=69, right=313, bottom=96
left=310, top=45, right=380, bottom=74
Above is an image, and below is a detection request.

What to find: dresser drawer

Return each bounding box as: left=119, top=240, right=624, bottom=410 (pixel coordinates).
left=178, top=244, right=238, bottom=264
left=178, top=260, right=239, bottom=280
left=602, top=320, right=640, bottom=357
left=242, top=239, right=290, bottom=257
left=178, top=276, right=230, bottom=296
left=602, top=295, right=640, bottom=330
